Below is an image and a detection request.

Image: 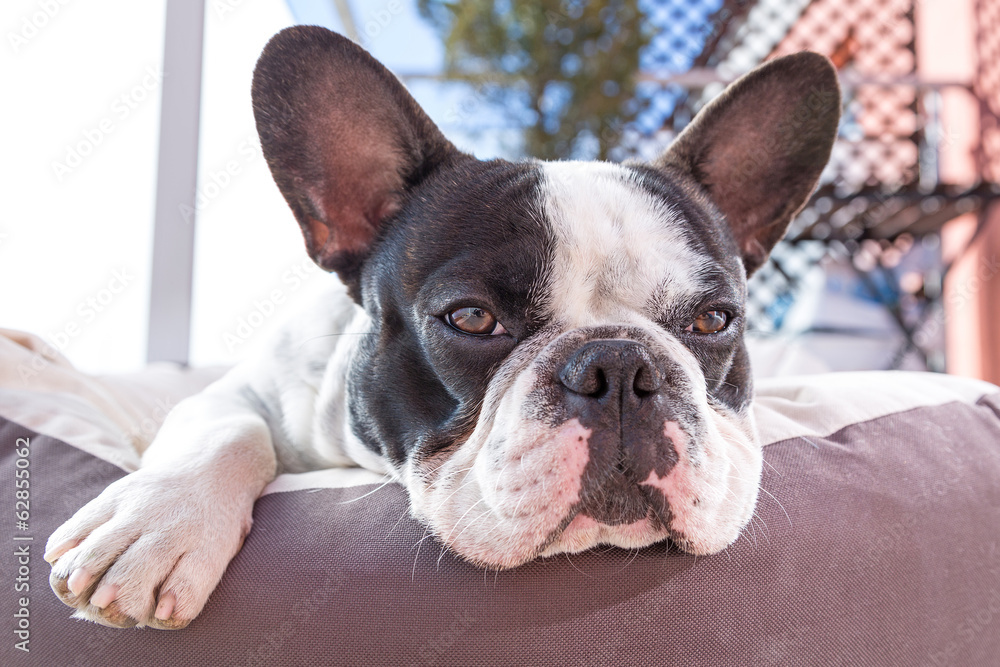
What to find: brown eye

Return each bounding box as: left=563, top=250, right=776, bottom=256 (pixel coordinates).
left=686, top=310, right=729, bottom=334
left=446, top=307, right=507, bottom=336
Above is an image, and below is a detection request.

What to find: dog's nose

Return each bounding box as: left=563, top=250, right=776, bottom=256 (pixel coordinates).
left=558, top=340, right=663, bottom=402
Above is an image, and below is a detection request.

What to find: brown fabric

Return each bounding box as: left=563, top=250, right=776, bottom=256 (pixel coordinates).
left=2, top=396, right=1000, bottom=666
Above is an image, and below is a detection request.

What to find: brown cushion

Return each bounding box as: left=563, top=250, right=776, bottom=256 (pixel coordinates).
left=1, top=371, right=999, bottom=665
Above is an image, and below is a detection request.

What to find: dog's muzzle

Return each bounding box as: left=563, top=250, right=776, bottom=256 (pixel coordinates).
left=555, top=338, right=685, bottom=526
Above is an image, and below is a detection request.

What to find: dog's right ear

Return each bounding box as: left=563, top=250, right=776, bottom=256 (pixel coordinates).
left=252, top=26, right=465, bottom=300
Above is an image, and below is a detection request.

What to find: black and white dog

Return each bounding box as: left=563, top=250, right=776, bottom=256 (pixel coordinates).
left=45, top=27, right=840, bottom=628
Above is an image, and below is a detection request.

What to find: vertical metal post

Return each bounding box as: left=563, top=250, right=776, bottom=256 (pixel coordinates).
left=146, top=0, right=206, bottom=364
left=919, top=87, right=942, bottom=192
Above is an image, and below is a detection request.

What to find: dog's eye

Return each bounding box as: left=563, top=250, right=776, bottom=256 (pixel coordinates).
left=686, top=310, right=729, bottom=334
left=446, top=307, right=508, bottom=336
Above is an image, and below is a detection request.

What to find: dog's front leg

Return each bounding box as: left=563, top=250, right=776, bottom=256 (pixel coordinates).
left=44, top=385, right=277, bottom=629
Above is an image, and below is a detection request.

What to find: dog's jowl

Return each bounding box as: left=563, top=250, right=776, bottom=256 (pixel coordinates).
left=45, top=26, right=841, bottom=628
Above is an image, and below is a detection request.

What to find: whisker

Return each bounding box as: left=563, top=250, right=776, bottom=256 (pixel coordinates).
left=507, top=486, right=531, bottom=531
left=412, top=528, right=430, bottom=582
left=433, top=470, right=482, bottom=509
left=440, top=497, right=488, bottom=556
left=748, top=513, right=768, bottom=546
left=753, top=511, right=772, bottom=543
left=492, top=460, right=512, bottom=498
left=337, top=476, right=394, bottom=504
left=411, top=531, right=438, bottom=550
left=716, top=431, right=759, bottom=456
left=473, top=516, right=508, bottom=544
left=702, top=376, right=741, bottom=392
left=620, top=546, right=642, bottom=571
left=742, top=513, right=758, bottom=548
left=759, top=455, right=781, bottom=476
left=434, top=542, right=448, bottom=572
left=428, top=464, right=477, bottom=489
left=564, top=552, right=594, bottom=578
left=448, top=506, right=493, bottom=551
left=296, top=331, right=375, bottom=350
left=387, top=506, right=412, bottom=537
left=757, top=485, right=792, bottom=528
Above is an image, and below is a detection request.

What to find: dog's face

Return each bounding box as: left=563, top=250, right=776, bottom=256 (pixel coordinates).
left=252, top=27, right=840, bottom=567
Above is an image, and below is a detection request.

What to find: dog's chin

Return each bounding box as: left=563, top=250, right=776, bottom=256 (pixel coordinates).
left=423, top=500, right=751, bottom=571
left=539, top=508, right=750, bottom=561
left=539, top=512, right=675, bottom=558
left=502, top=494, right=755, bottom=568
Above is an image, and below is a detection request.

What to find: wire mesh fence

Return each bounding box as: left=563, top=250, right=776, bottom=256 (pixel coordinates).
left=634, top=0, right=999, bottom=370
left=416, top=0, right=1000, bottom=370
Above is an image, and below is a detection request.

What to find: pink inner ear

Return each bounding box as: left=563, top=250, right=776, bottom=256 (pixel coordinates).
left=308, top=206, right=376, bottom=267
left=303, top=137, right=396, bottom=258
left=303, top=132, right=408, bottom=267
left=306, top=180, right=402, bottom=269
left=307, top=216, right=330, bottom=250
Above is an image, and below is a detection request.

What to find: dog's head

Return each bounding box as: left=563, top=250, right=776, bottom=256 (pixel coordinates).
left=252, top=27, right=840, bottom=567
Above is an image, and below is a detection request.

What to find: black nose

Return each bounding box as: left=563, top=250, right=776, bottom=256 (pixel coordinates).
left=558, top=339, right=663, bottom=401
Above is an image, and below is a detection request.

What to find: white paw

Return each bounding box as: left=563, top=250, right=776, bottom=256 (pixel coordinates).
left=45, top=467, right=252, bottom=629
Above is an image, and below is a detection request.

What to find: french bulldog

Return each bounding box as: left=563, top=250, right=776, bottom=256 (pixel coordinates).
left=45, top=26, right=840, bottom=628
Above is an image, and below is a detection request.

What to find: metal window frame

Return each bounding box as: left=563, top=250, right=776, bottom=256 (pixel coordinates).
left=145, top=0, right=358, bottom=366
left=146, top=0, right=206, bottom=365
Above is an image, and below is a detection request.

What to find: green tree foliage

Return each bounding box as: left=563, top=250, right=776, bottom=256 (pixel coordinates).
left=419, top=0, right=648, bottom=160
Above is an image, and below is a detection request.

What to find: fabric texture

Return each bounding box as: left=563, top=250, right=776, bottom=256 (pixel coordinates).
left=1, top=328, right=999, bottom=666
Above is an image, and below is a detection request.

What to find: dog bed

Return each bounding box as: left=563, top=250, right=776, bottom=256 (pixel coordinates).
left=1, top=328, right=999, bottom=666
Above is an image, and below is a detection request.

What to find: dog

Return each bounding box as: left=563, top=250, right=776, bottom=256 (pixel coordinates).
left=44, top=26, right=840, bottom=628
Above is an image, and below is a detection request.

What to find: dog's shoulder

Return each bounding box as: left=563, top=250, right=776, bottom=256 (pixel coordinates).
left=215, top=272, right=371, bottom=472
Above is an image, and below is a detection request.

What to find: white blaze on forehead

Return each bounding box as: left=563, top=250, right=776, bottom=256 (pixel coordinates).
left=540, top=161, right=706, bottom=327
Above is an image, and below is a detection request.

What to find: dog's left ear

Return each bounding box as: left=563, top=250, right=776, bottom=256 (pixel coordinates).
left=655, top=52, right=841, bottom=275
left=251, top=26, right=465, bottom=300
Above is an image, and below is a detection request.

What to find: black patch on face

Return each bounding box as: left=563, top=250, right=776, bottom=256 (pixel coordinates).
left=625, top=163, right=754, bottom=414
left=346, top=158, right=553, bottom=466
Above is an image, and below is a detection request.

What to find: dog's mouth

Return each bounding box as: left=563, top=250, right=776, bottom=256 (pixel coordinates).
left=536, top=500, right=678, bottom=561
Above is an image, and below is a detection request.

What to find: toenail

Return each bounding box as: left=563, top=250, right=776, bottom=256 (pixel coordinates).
left=155, top=592, right=176, bottom=621
left=67, top=568, right=94, bottom=596
left=90, top=583, right=119, bottom=609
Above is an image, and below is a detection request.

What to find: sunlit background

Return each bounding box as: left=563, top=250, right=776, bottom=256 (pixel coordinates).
left=3, top=0, right=999, bottom=383
left=2, top=0, right=457, bottom=372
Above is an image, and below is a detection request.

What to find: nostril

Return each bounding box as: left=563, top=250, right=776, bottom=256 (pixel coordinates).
left=633, top=379, right=652, bottom=399
left=633, top=365, right=663, bottom=397
left=559, top=361, right=608, bottom=397
left=592, top=369, right=608, bottom=398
